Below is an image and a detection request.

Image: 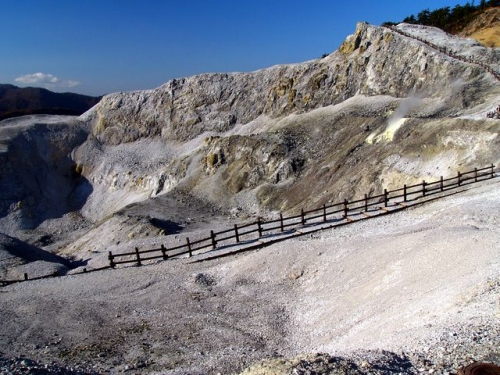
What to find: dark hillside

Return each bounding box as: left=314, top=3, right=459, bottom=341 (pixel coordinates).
left=0, top=84, right=101, bottom=120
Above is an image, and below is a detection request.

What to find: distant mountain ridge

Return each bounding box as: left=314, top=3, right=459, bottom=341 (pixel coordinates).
left=0, top=84, right=101, bottom=121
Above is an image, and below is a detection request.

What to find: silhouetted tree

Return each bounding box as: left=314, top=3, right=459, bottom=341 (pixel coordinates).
left=417, top=9, right=431, bottom=24
left=429, top=7, right=450, bottom=29
left=402, top=15, right=417, bottom=24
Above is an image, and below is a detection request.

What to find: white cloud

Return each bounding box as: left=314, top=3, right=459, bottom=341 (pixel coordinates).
left=15, top=72, right=59, bottom=85
left=14, top=72, right=81, bottom=90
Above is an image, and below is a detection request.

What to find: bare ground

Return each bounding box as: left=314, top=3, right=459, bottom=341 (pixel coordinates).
left=1, top=180, right=499, bottom=374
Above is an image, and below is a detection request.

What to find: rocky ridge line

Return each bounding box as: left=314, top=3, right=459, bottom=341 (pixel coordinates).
left=84, top=22, right=498, bottom=145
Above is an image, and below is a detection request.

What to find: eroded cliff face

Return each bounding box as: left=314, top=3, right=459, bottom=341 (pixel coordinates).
left=86, top=22, right=498, bottom=145
left=71, top=23, right=500, bottom=221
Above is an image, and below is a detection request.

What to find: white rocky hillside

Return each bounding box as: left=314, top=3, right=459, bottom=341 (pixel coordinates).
left=1, top=19, right=500, bottom=375
left=0, top=21, right=499, bottom=274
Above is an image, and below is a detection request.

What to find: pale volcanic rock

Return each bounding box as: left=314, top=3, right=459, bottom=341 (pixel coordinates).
left=1, top=21, right=500, bottom=374
left=87, top=22, right=498, bottom=145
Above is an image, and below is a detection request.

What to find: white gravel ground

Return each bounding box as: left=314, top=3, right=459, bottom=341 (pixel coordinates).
left=1, top=179, right=499, bottom=374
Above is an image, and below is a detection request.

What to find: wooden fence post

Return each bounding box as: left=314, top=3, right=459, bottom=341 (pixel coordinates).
left=458, top=171, right=461, bottom=186
left=257, top=218, right=263, bottom=237
left=280, top=213, right=284, bottom=232
left=440, top=176, right=444, bottom=192
left=161, top=244, right=168, bottom=260
left=403, top=185, right=407, bottom=202
left=210, top=230, right=217, bottom=249
left=422, top=180, right=426, bottom=197
left=301, top=209, right=306, bottom=225
left=323, top=204, right=327, bottom=222
left=24, top=273, right=28, bottom=281
left=491, top=164, right=495, bottom=179
left=474, top=168, right=478, bottom=182
left=364, top=194, right=368, bottom=212
left=343, top=199, right=348, bottom=218
left=135, top=247, right=142, bottom=266
left=234, top=224, right=240, bottom=243
left=186, top=238, right=192, bottom=257
left=108, top=251, right=115, bottom=268
left=384, top=189, right=388, bottom=207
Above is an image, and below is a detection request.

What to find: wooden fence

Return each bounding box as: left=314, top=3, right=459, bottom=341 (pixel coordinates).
left=0, top=164, right=497, bottom=286
left=107, top=164, right=498, bottom=268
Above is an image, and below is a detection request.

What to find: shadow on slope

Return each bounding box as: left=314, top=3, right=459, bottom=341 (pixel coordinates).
left=115, top=187, right=229, bottom=233
left=0, top=119, right=93, bottom=230
left=0, top=233, right=87, bottom=280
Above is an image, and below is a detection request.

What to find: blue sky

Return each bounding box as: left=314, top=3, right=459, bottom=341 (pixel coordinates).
left=1, top=0, right=471, bottom=96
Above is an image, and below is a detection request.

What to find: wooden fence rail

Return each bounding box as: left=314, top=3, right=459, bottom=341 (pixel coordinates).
left=107, top=164, right=498, bottom=268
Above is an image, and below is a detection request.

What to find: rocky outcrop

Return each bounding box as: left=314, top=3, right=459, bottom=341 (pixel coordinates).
left=68, top=22, right=500, bottom=221
left=86, top=22, right=498, bottom=145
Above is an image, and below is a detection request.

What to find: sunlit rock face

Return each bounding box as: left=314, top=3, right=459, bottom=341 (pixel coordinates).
left=74, top=22, right=499, bottom=216
left=87, top=22, right=499, bottom=145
